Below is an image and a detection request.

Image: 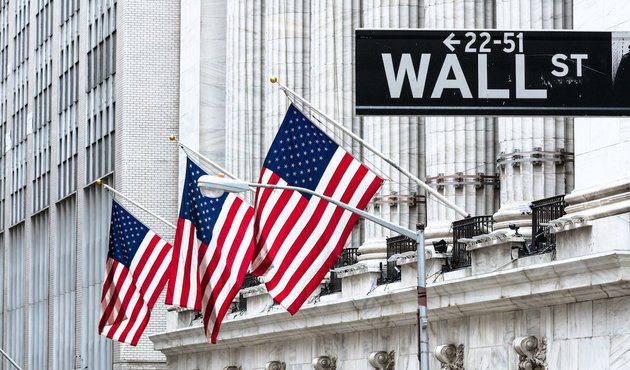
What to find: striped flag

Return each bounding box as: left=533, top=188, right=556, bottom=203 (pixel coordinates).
left=252, top=105, right=383, bottom=314
left=99, top=200, right=172, bottom=345
left=166, top=158, right=255, bottom=343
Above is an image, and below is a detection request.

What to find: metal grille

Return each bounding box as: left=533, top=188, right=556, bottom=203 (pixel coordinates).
left=451, top=215, right=494, bottom=270
left=378, top=235, right=416, bottom=285
left=321, top=247, right=360, bottom=295
left=529, top=195, right=567, bottom=255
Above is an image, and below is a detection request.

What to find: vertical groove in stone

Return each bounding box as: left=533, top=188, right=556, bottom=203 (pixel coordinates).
left=359, top=1, right=425, bottom=242
left=225, top=1, right=265, bottom=182
left=424, top=0, right=498, bottom=249
left=493, top=0, right=574, bottom=236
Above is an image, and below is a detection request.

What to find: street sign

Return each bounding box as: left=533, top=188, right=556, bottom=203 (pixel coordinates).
left=355, top=29, right=630, bottom=116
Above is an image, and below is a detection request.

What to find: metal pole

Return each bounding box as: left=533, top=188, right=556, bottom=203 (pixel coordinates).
left=98, top=181, right=176, bottom=230
left=416, top=223, right=429, bottom=370
left=0, top=347, right=23, bottom=370
left=170, top=135, right=240, bottom=180
left=272, top=77, right=470, bottom=218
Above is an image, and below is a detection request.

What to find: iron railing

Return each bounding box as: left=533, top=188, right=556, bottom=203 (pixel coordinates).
left=450, top=215, right=494, bottom=271
left=529, top=194, right=567, bottom=255
left=321, top=247, right=360, bottom=295
left=241, top=272, right=262, bottom=289
left=377, top=235, right=416, bottom=285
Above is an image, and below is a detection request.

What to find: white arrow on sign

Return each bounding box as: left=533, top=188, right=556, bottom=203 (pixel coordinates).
left=443, top=32, right=460, bottom=52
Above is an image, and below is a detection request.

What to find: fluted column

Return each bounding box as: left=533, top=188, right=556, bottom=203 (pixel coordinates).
left=225, top=1, right=265, bottom=182
left=310, top=1, right=365, bottom=247
left=423, top=0, right=498, bottom=252
left=493, top=0, right=574, bottom=237
left=263, top=0, right=311, bottom=150
left=358, top=1, right=425, bottom=265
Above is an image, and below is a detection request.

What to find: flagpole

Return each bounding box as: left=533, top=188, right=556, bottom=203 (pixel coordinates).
left=270, top=76, right=470, bottom=219
left=97, top=180, right=176, bottom=230
left=168, top=134, right=239, bottom=180
left=0, top=347, right=22, bottom=370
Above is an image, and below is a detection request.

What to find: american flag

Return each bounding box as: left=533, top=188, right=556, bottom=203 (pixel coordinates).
left=166, top=158, right=255, bottom=343
left=99, top=200, right=172, bottom=345
left=252, top=105, right=383, bottom=314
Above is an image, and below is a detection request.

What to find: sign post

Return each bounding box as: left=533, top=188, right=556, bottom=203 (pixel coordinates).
left=356, top=29, right=630, bottom=116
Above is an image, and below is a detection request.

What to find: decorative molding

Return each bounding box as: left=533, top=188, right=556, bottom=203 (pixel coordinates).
left=312, top=356, right=337, bottom=370
left=435, top=344, right=464, bottom=370
left=223, top=367, right=242, bottom=370
left=513, top=336, right=547, bottom=370
left=368, top=350, right=395, bottom=370
left=265, top=361, right=286, bottom=370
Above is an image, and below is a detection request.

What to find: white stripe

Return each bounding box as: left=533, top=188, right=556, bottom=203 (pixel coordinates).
left=142, top=241, right=171, bottom=304
left=103, top=264, right=134, bottom=339
left=101, top=260, right=124, bottom=327
left=172, top=219, right=193, bottom=305
left=207, top=200, right=254, bottom=328
left=110, top=272, right=141, bottom=340
left=268, top=153, right=363, bottom=299
left=187, top=236, right=200, bottom=308
left=130, top=231, right=159, bottom=287
left=278, top=171, right=378, bottom=308
left=123, top=301, right=149, bottom=344
left=260, top=148, right=347, bottom=283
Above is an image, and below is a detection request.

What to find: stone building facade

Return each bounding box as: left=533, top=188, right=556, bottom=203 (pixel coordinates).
left=152, top=0, right=630, bottom=370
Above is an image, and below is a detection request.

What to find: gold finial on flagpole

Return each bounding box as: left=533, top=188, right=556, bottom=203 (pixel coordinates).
left=217, top=173, right=225, bottom=178
left=270, top=75, right=278, bottom=84
left=96, top=178, right=103, bottom=185
left=168, top=134, right=176, bottom=141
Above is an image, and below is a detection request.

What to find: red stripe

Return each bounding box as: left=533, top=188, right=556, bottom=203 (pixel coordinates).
left=100, top=260, right=115, bottom=302
left=270, top=162, right=368, bottom=305
left=165, top=218, right=185, bottom=305
left=102, top=268, right=136, bottom=336
left=143, top=243, right=172, bottom=308
left=132, top=234, right=162, bottom=294
left=252, top=191, right=308, bottom=277
left=198, top=199, right=241, bottom=293
left=181, top=220, right=198, bottom=309
left=286, top=175, right=383, bottom=313
left=252, top=171, right=281, bottom=262
left=128, top=310, right=151, bottom=346
left=99, top=262, right=129, bottom=331
left=204, top=204, right=255, bottom=343
left=264, top=153, right=355, bottom=292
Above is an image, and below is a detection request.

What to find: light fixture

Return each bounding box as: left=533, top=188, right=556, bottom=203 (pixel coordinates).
left=198, top=175, right=251, bottom=198
left=433, top=239, right=448, bottom=253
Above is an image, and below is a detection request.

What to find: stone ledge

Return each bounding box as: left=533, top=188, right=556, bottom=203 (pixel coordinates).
left=150, top=286, right=417, bottom=355
left=428, top=251, right=630, bottom=320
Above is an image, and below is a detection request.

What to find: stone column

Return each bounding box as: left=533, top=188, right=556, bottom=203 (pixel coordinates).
left=358, top=0, right=425, bottom=266
left=263, top=0, right=311, bottom=150
left=423, top=0, right=498, bottom=265
left=309, top=1, right=364, bottom=247
left=493, top=0, right=574, bottom=237
left=225, top=1, right=265, bottom=182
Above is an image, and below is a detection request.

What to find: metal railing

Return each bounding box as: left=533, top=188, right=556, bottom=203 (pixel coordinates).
left=377, top=235, right=416, bottom=285
left=321, top=247, right=360, bottom=295
left=529, top=195, right=567, bottom=255
left=449, top=215, right=494, bottom=271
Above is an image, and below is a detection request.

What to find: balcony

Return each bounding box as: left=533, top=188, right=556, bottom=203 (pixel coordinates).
left=449, top=215, right=494, bottom=271
left=321, top=247, right=360, bottom=295
left=528, top=194, right=567, bottom=255
left=377, top=235, right=416, bottom=285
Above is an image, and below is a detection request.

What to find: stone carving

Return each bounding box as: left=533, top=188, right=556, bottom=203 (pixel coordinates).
left=435, top=344, right=464, bottom=370
left=368, top=350, right=395, bottom=370
left=513, top=336, right=547, bottom=370
left=223, top=367, right=241, bottom=370
left=312, top=355, right=337, bottom=370
left=265, top=361, right=286, bottom=370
